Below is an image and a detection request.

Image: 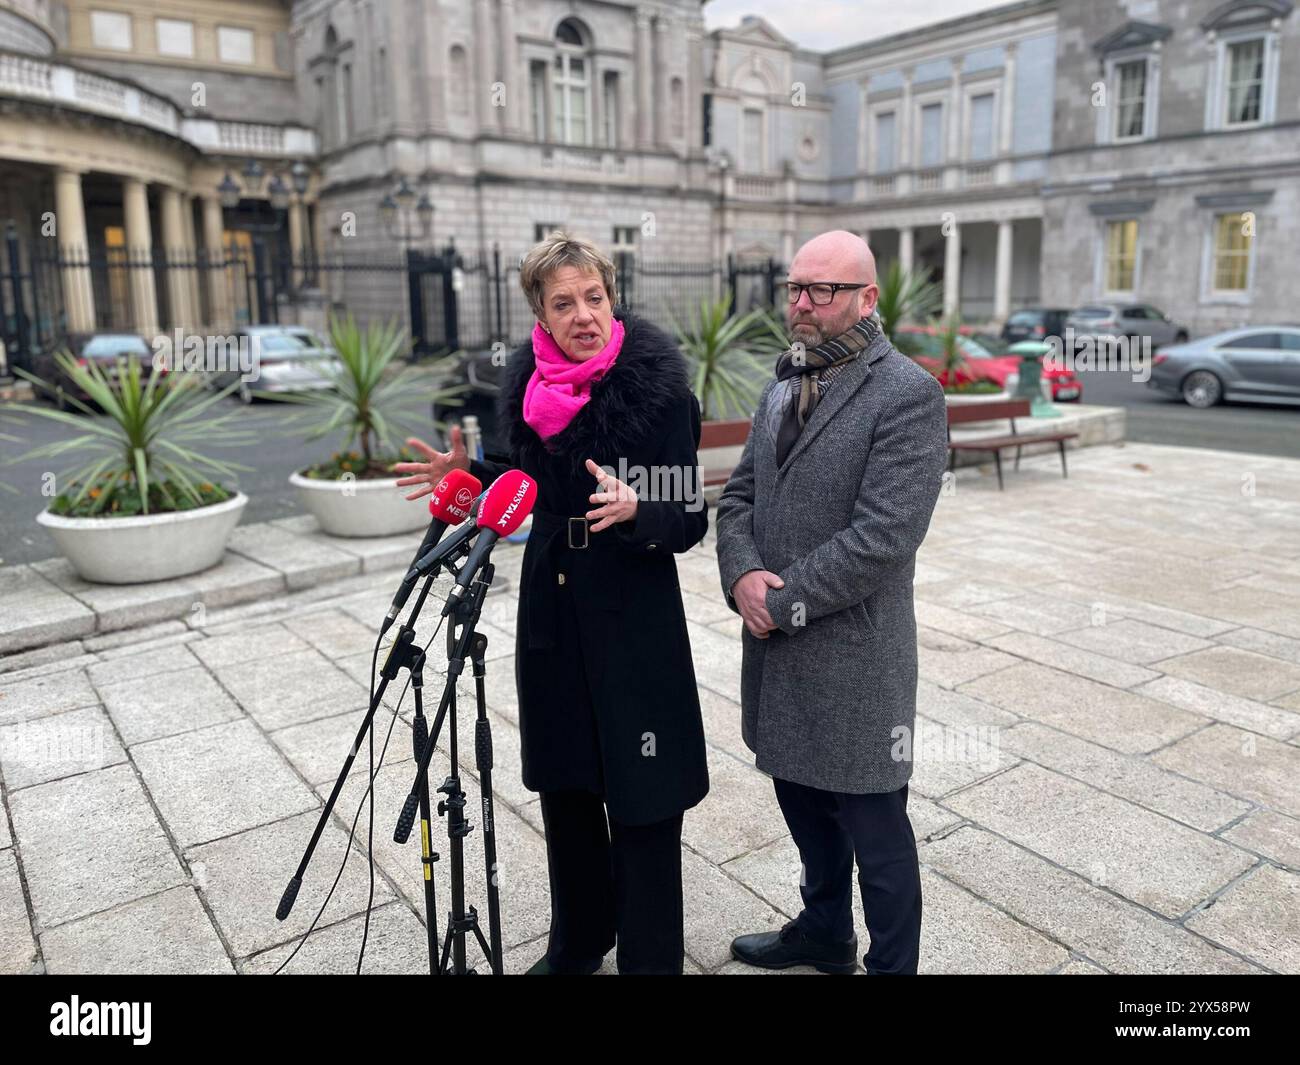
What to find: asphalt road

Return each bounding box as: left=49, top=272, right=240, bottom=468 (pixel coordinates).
left=1074, top=368, right=1300, bottom=459
left=2, top=373, right=1297, bottom=567
left=0, top=395, right=447, bottom=568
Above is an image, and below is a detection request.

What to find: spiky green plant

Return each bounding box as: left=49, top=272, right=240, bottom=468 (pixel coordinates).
left=273, top=313, right=466, bottom=477
left=670, top=294, right=788, bottom=420
left=874, top=261, right=943, bottom=355
left=934, top=313, right=970, bottom=388
left=7, top=352, right=254, bottom=516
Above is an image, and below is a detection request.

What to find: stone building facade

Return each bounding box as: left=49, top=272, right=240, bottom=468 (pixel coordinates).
left=0, top=0, right=1295, bottom=349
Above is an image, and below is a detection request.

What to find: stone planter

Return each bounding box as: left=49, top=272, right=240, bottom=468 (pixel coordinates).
left=290, top=471, right=427, bottom=538
left=36, top=492, right=248, bottom=584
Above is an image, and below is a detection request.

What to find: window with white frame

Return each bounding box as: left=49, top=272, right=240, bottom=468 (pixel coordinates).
left=1224, top=38, right=1265, bottom=125
left=552, top=19, right=591, bottom=145
left=968, top=93, right=995, bottom=160
left=603, top=72, right=621, bottom=147
left=534, top=223, right=562, bottom=242
left=612, top=225, right=638, bottom=253
left=743, top=108, right=764, bottom=171
left=874, top=111, right=896, bottom=172
left=1115, top=58, right=1148, bottom=139
left=1212, top=211, right=1253, bottom=291
left=530, top=60, right=547, bottom=139
left=90, top=10, right=132, bottom=51
left=1104, top=219, right=1138, bottom=292
left=919, top=102, right=944, bottom=167
left=155, top=18, right=193, bottom=58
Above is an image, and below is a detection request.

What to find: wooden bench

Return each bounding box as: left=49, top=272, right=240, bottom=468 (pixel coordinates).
left=699, top=418, right=752, bottom=488
left=946, top=399, right=1077, bottom=491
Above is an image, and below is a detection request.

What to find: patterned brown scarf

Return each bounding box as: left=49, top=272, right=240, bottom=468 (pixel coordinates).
left=774, top=315, right=879, bottom=465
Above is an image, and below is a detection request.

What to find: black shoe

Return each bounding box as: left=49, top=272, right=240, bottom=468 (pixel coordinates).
left=730, top=921, right=858, bottom=974
left=524, top=952, right=603, bottom=975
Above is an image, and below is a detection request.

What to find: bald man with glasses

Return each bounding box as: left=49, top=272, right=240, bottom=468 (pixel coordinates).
left=716, top=230, right=949, bottom=975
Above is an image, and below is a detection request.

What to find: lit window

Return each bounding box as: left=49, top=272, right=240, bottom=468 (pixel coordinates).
left=1212, top=212, right=1252, bottom=291
left=1105, top=219, right=1138, bottom=292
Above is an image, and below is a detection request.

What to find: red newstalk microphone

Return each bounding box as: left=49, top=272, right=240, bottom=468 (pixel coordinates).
left=442, top=469, right=537, bottom=615
left=382, top=468, right=482, bottom=632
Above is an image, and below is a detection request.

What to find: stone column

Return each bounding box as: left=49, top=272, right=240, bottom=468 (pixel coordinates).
left=943, top=219, right=962, bottom=318
left=999, top=43, right=1017, bottom=155
left=289, top=200, right=307, bottom=289
left=122, top=177, right=159, bottom=338
left=201, top=195, right=231, bottom=329
left=686, top=25, right=703, bottom=150
left=475, top=0, right=496, bottom=133
left=500, top=0, right=521, bottom=134
left=899, top=69, right=913, bottom=168
left=53, top=168, right=96, bottom=334
left=898, top=226, right=914, bottom=273
left=636, top=9, right=652, bottom=148
left=159, top=186, right=194, bottom=330
left=654, top=16, right=668, bottom=145
left=994, top=219, right=1014, bottom=321
left=180, top=195, right=202, bottom=328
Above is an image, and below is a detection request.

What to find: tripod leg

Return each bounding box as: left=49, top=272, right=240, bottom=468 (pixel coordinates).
left=472, top=632, right=505, bottom=975
left=410, top=660, right=441, bottom=975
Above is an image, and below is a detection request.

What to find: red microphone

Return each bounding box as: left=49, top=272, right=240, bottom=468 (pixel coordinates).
left=383, top=468, right=482, bottom=631
left=443, top=470, right=537, bottom=613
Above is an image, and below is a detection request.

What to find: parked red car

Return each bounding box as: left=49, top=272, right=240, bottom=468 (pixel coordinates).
left=895, top=324, right=1083, bottom=402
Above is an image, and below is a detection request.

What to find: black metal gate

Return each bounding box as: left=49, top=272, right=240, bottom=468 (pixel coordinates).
left=407, top=245, right=461, bottom=356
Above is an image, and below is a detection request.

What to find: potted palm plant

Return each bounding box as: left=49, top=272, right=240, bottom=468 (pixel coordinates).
left=7, top=353, right=253, bottom=584
left=671, top=294, right=787, bottom=423
left=281, top=313, right=464, bottom=537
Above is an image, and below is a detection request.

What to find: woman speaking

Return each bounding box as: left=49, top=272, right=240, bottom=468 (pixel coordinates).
left=396, top=231, right=709, bottom=974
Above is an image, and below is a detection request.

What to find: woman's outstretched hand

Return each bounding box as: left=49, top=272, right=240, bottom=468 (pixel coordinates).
left=394, top=425, right=471, bottom=501
left=585, top=458, right=638, bottom=532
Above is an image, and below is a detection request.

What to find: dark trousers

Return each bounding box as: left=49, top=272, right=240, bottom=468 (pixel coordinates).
left=538, top=789, right=685, bottom=974
left=774, top=776, right=922, bottom=975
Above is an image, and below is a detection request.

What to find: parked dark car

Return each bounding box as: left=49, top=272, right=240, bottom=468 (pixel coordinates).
left=30, top=333, right=154, bottom=410
left=1147, top=326, right=1300, bottom=408
left=1002, top=307, right=1070, bottom=345
left=429, top=346, right=508, bottom=457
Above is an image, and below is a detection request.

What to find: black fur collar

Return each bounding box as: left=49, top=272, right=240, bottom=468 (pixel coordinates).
left=498, top=309, right=690, bottom=473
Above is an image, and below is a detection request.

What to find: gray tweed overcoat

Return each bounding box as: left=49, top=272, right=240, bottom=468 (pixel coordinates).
left=715, top=326, right=948, bottom=793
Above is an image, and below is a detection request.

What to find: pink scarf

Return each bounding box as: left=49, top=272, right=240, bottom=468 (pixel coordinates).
left=522, top=317, right=625, bottom=441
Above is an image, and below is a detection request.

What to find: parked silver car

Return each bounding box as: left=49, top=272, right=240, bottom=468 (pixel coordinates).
left=209, top=325, right=341, bottom=404
left=1065, top=303, right=1189, bottom=352
left=1147, top=326, right=1300, bottom=408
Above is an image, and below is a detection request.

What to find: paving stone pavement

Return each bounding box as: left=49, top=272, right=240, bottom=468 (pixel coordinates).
left=0, top=442, right=1298, bottom=975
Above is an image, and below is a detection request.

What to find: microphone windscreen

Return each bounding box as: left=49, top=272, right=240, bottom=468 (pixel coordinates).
left=477, top=470, right=537, bottom=537
left=429, top=468, right=482, bottom=525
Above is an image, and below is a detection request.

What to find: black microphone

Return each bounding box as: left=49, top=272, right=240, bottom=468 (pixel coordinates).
left=381, top=470, right=481, bottom=632
left=442, top=470, right=538, bottom=616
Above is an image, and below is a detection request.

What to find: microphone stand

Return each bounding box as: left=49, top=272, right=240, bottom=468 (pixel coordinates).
left=393, top=555, right=504, bottom=975
left=275, top=540, right=477, bottom=975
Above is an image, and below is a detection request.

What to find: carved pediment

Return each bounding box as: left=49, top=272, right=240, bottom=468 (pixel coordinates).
left=1093, top=20, right=1173, bottom=56
left=1201, top=0, right=1294, bottom=33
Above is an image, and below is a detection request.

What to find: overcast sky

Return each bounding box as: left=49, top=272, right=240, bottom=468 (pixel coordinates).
left=702, top=0, right=1012, bottom=51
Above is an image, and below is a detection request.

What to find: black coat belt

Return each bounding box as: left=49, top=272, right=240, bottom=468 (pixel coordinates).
left=524, top=510, right=620, bottom=651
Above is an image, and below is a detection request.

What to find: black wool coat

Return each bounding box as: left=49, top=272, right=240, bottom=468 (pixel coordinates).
left=468, top=310, right=710, bottom=826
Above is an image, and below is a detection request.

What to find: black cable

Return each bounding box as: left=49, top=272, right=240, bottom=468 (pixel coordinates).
left=271, top=602, right=446, bottom=974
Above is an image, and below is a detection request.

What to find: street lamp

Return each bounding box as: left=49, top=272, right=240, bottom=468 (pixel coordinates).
left=218, top=172, right=241, bottom=210
left=379, top=177, right=434, bottom=246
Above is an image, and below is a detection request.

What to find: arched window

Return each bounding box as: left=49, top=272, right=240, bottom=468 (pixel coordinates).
left=670, top=76, right=685, bottom=139
left=321, top=26, right=351, bottom=148
left=449, top=45, right=469, bottom=116
left=552, top=17, right=591, bottom=144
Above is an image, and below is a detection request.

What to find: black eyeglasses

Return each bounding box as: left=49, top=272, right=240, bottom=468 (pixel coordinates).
left=785, top=281, right=868, bottom=306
